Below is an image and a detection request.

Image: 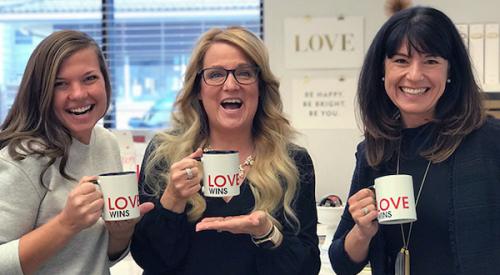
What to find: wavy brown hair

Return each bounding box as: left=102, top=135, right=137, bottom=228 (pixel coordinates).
left=0, top=30, right=111, bottom=187
left=145, top=27, right=300, bottom=230
left=357, top=6, right=486, bottom=167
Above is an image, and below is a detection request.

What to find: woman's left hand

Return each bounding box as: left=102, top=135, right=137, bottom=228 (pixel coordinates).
left=195, top=210, right=272, bottom=237
left=106, top=202, right=154, bottom=245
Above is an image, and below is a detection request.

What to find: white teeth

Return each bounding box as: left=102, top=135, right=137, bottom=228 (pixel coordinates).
left=222, top=99, right=242, bottom=104
left=401, top=87, right=427, bottom=95
left=70, top=105, right=92, bottom=113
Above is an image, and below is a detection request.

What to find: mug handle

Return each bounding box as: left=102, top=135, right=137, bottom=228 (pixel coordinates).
left=90, top=179, right=101, bottom=192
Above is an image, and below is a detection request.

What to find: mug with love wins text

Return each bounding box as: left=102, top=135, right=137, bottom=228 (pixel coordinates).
left=201, top=150, right=241, bottom=197
left=374, top=174, right=417, bottom=224
left=95, top=171, right=140, bottom=221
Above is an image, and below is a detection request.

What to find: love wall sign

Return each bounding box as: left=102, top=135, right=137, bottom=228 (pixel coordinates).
left=284, top=16, right=364, bottom=69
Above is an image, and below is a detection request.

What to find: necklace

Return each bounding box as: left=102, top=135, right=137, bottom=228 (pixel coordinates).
left=394, top=148, right=432, bottom=275
left=203, top=146, right=255, bottom=181
left=239, top=154, right=255, bottom=180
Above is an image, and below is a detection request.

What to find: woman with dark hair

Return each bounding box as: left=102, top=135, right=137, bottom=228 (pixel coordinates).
left=0, top=30, right=152, bottom=274
left=329, top=6, right=500, bottom=275
left=130, top=26, right=320, bottom=275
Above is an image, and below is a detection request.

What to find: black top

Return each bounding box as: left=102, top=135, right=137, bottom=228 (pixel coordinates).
left=329, top=118, right=500, bottom=275
left=381, top=124, right=454, bottom=274
left=130, top=141, right=320, bottom=275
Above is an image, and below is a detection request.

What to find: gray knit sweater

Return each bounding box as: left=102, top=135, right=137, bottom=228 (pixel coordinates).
left=0, top=126, right=123, bottom=275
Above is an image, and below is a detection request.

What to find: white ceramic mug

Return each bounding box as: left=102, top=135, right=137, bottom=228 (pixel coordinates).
left=96, top=171, right=140, bottom=221
left=374, top=174, right=417, bottom=224
left=201, top=150, right=240, bottom=197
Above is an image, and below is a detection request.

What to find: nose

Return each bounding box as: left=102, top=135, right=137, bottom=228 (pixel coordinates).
left=406, top=62, right=424, bottom=81
left=222, top=72, right=240, bottom=91
left=68, top=83, right=88, bottom=100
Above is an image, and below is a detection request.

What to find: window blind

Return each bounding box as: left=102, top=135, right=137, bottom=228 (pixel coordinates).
left=0, top=0, right=262, bottom=129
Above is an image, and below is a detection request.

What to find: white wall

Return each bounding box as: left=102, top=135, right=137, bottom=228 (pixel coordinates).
left=264, top=0, right=500, bottom=203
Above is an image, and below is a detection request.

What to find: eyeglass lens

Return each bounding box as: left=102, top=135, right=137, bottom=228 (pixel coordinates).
left=202, top=66, right=258, bottom=85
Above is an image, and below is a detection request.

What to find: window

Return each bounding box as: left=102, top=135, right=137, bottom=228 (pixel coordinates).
left=0, top=0, right=262, bottom=129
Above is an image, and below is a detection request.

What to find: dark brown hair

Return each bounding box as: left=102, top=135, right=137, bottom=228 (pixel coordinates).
left=357, top=6, right=486, bottom=167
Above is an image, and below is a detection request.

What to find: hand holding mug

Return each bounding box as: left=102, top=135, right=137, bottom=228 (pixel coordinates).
left=195, top=210, right=272, bottom=237
left=347, top=188, right=378, bottom=239
left=161, top=149, right=203, bottom=211
left=106, top=202, right=154, bottom=241
left=58, top=176, right=103, bottom=234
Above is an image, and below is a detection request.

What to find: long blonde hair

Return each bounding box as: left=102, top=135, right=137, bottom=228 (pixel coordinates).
left=145, top=26, right=300, bottom=231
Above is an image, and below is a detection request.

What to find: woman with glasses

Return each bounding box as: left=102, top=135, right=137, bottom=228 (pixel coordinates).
left=130, top=26, right=320, bottom=275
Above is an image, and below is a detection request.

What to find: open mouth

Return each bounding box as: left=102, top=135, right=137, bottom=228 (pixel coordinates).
left=400, top=87, right=428, bottom=95
left=220, top=99, right=242, bottom=110
left=67, top=104, right=95, bottom=115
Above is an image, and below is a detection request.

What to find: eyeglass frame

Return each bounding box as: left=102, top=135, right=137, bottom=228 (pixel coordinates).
left=198, top=65, right=260, bottom=86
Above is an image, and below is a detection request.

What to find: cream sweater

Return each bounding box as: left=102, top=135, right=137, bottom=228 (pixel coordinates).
left=0, top=126, right=123, bottom=275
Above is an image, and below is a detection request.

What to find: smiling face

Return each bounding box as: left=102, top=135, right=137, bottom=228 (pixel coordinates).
left=383, top=43, right=449, bottom=128
left=199, top=42, right=259, bottom=135
left=53, top=47, right=107, bottom=144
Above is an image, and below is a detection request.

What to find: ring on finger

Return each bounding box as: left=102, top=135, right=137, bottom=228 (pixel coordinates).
left=185, top=167, right=194, bottom=180
left=362, top=207, right=369, bottom=216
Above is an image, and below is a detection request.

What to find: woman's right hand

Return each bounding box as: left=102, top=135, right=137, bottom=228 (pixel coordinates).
left=57, top=176, right=103, bottom=234
left=160, top=148, right=203, bottom=212
left=343, top=188, right=379, bottom=263
left=347, top=188, right=378, bottom=240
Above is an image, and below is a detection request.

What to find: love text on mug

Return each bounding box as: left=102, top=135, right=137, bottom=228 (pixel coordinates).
left=106, top=194, right=140, bottom=219
left=377, top=196, right=410, bottom=219
left=206, top=172, right=240, bottom=195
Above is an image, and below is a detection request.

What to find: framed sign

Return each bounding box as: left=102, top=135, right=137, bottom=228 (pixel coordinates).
left=284, top=16, right=364, bottom=69
left=291, top=76, right=357, bottom=129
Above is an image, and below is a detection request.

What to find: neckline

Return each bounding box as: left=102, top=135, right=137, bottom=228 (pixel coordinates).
left=72, top=128, right=95, bottom=148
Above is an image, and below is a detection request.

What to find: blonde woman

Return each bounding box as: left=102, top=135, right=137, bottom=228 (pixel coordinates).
left=131, top=26, right=320, bottom=275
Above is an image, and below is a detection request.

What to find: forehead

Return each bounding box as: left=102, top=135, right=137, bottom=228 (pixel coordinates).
left=203, top=42, right=251, bottom=68
left=58, top=47, right=100, bottom=73
left=391, top=43, right=446, bottom=60
left=387, top=36, right=442, bottom=58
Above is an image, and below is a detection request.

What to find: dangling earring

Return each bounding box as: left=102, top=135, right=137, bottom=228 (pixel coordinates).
left=382, top=77, right=385, bottom=81
left=446, top=78, right=451, bottom=83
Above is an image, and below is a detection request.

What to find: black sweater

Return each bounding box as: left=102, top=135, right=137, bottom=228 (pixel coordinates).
left=329, top=118, right=500, bottom=275
left=131, top=142, right=320, bottom=275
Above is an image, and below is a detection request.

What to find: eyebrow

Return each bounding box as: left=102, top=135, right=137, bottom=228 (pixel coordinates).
left=55, top=70, right=98, bottom=79
left=391, top=52, right=441, bottom=58
left=205, top=63, right=253, bottom=69
left=392, top=53, right=410, bottom=58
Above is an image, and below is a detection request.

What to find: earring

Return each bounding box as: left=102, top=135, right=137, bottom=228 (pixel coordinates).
left=382, top=77, right=385, bottom=81
left=447, top=78, right=451, bottom=83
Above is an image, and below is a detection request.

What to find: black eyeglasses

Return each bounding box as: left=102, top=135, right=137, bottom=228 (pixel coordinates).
left=199, top=66, right=260, bottom=86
